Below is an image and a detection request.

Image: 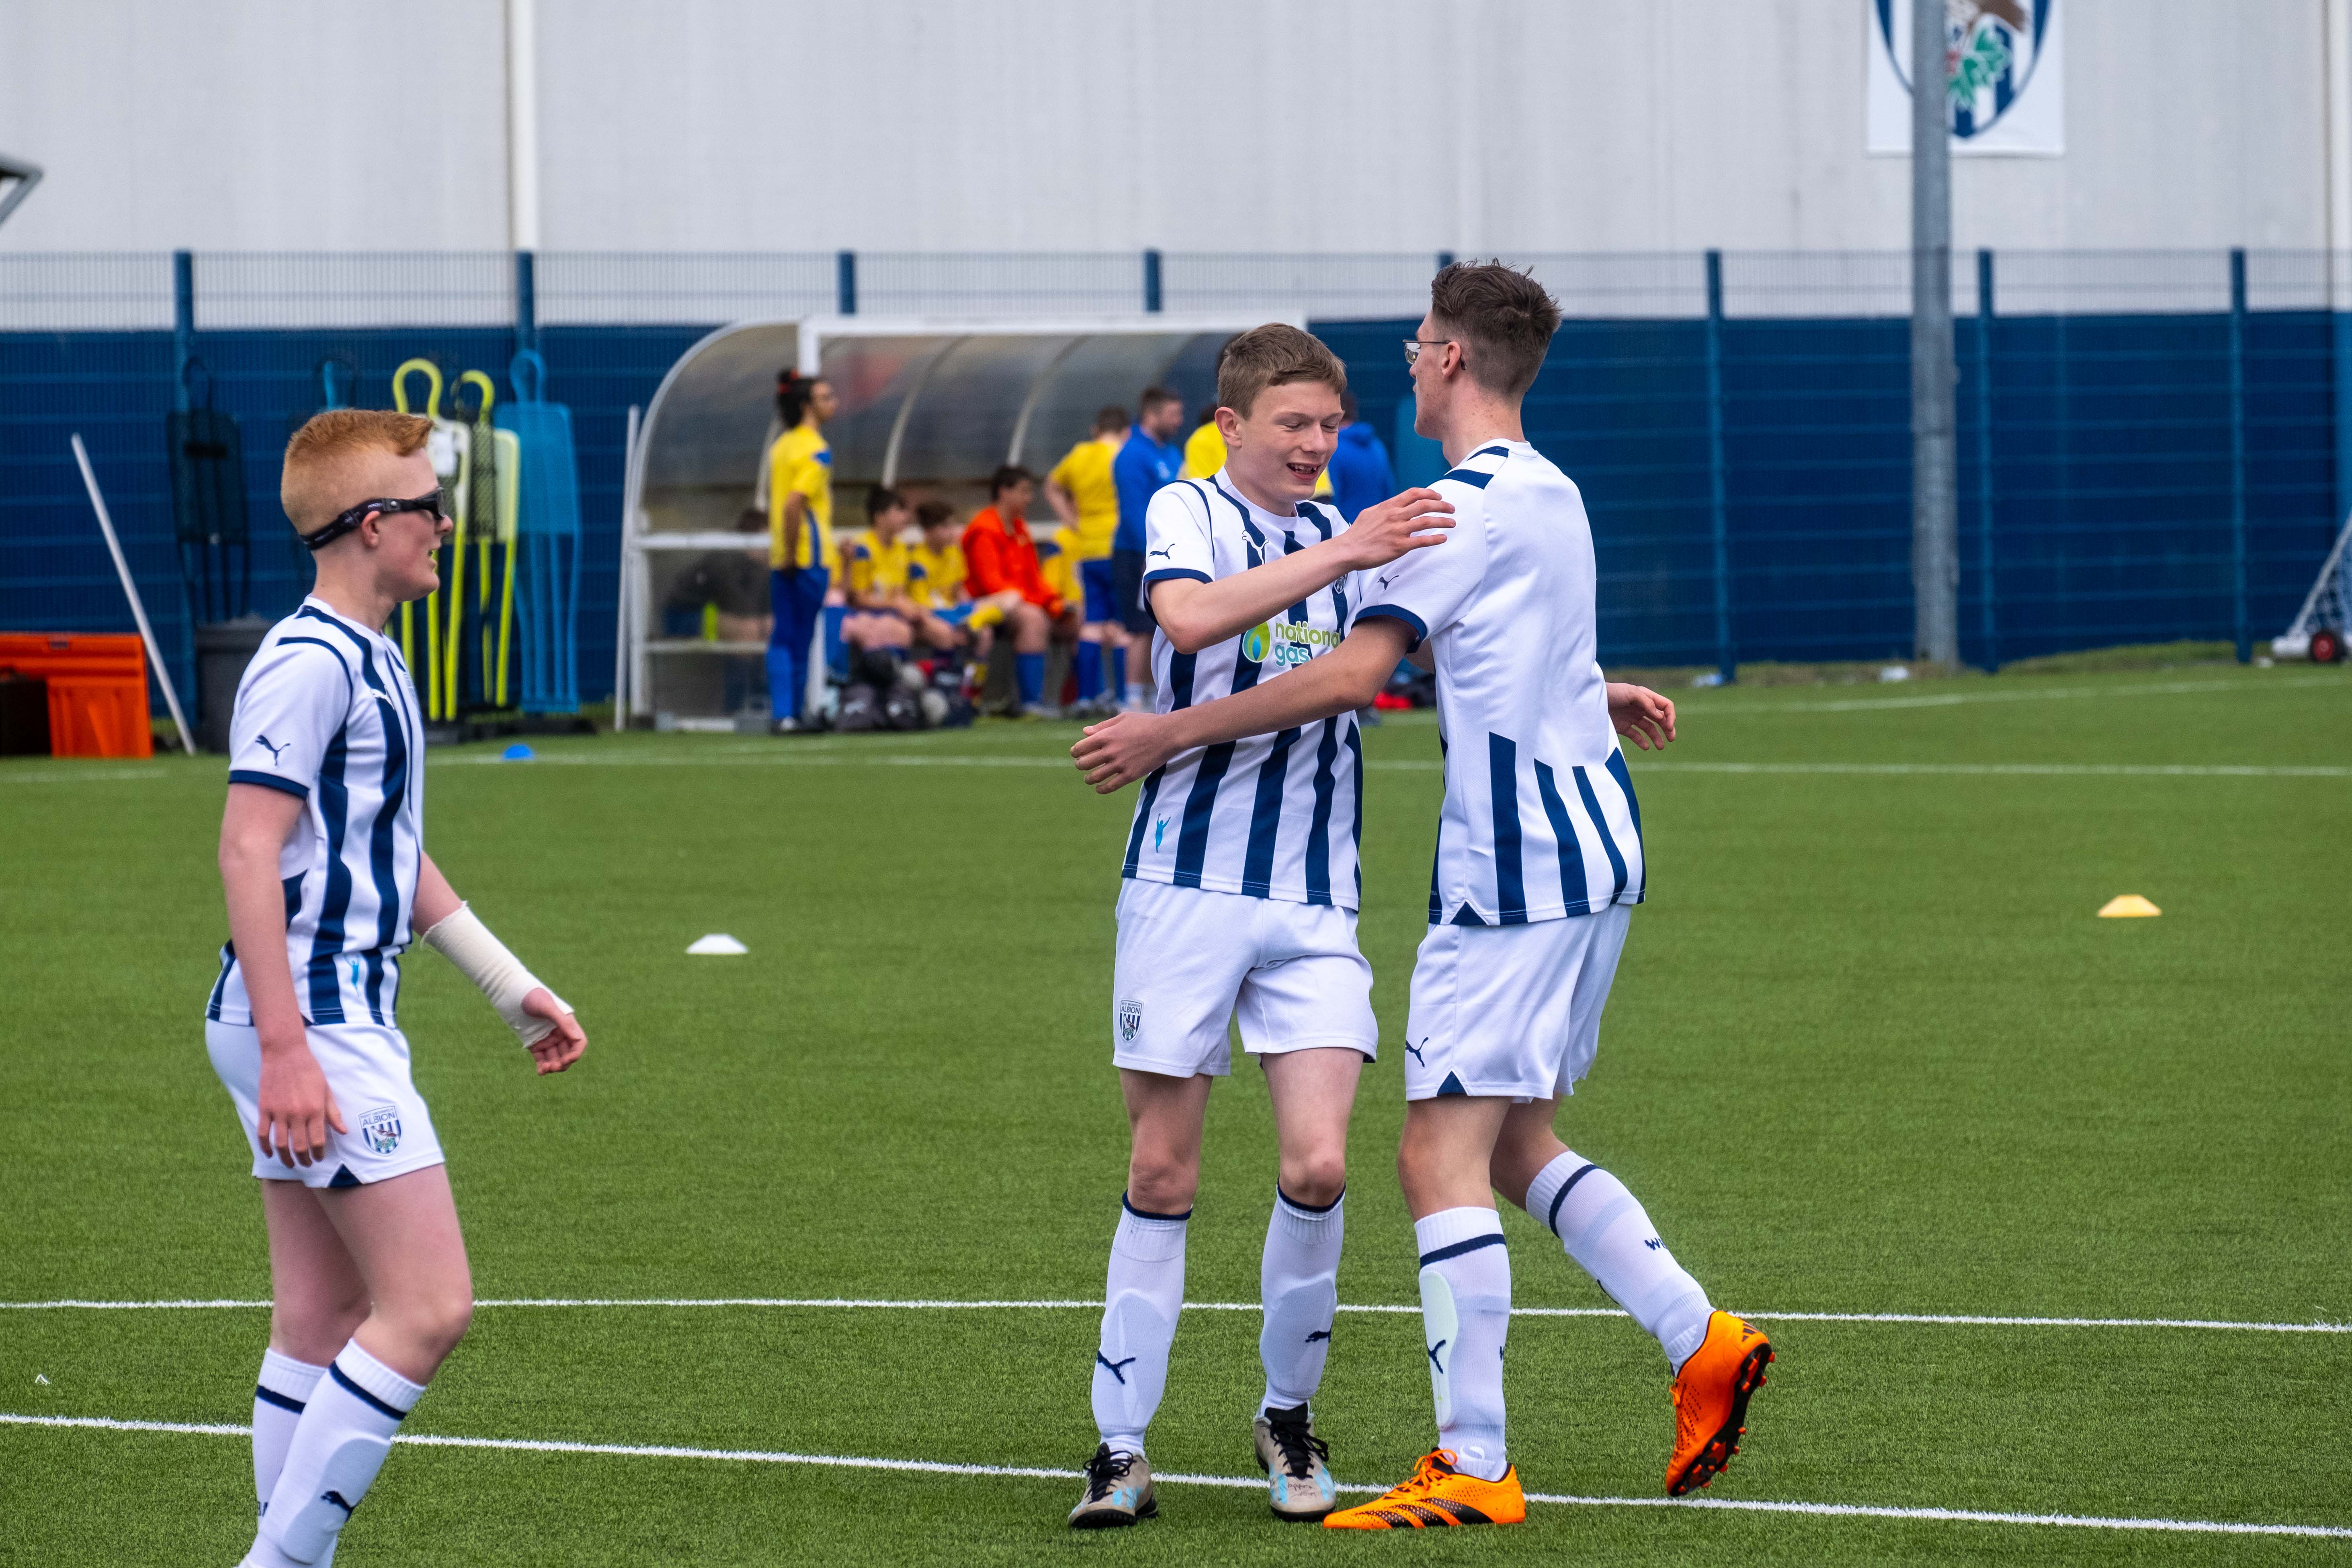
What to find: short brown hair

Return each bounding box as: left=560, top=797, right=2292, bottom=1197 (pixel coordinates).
left=915, top=500, right=957, bottom=531
left=1092, top=404, right=1131, bottom=435
left=1428, top=261, right=1560, bottom=398
left=1137, top=385, right=1180, bottom=416
left=281, top=409, right=432, bottom=537
left=1215, top=324, right=1347, bottom=418
left=990, top=464, right=1036, bottom=500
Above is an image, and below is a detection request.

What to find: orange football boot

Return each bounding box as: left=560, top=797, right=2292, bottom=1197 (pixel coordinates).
left=1322, top=1449, right=1526, bottom=1530
left=1666, top=1310, right=1774, bottom=1496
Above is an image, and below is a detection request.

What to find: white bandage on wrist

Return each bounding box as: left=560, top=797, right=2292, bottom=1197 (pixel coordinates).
left=418, top=903, right=568, bottom=1047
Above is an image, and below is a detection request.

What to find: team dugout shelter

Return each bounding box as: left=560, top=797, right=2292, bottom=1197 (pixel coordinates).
left=616, top=315, right=1295, bottom=725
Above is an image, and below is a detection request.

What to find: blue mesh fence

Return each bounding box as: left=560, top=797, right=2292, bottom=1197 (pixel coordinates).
left=2, top=248, right=2343, bottom=729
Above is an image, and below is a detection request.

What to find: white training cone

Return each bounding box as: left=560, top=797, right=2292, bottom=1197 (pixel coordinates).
left=2097, top=895, right=2161, bottom=918
left=686, top=934, right=749, bottom=955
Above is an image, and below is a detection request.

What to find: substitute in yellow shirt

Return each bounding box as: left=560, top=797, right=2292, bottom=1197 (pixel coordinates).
left=1046, top=412, right=1127, bottom=562
left=1180, top=414, right=1225, bottom=481
left=768, top=422, right=839, bottom=573
left=844, top=527, right=912, bottom=606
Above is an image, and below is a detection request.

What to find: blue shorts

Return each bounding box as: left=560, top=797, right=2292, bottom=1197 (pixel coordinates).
left=930, top=603, right=976, bottom=628
left=1081, top=558, right=1118, bottom=625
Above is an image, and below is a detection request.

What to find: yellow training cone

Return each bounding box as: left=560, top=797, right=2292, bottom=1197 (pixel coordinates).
left=2098, top=895, right=2161, bottom=918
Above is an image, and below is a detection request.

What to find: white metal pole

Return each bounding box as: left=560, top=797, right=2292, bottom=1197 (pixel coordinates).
left=504, top=0, right=542, bottom=252
left=615, top=403, right=639, bottom=726
left=72, top=433, right=194, bottom=754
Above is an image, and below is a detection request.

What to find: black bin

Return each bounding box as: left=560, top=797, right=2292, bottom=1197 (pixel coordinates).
left=0, top=673, right=49, bottom=756
left=195, top=615, right=273, bottom=754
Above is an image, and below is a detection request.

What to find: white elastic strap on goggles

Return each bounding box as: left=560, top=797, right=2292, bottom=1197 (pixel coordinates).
left=419, top=904, right=567, bottom=1046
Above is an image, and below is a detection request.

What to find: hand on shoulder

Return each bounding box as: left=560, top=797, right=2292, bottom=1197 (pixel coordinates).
left=1343, top=487, right=1455, bottom=570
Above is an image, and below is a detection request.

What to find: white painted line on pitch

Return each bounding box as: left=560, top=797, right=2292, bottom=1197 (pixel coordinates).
left=6, top=1296, right=2346, bottom=1334
left=6, top=1411, right=2347, bottom=1540
left=1625, top=760, right=2352, bottom=779
left=1682, top=674, right=2342, bottom=715
left=436, top=749, right=1074, bottom=770
left=424, top=748, right=2351, bottom=779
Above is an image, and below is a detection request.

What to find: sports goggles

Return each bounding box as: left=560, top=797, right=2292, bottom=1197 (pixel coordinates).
left=302, top=488, right=446, bottom=552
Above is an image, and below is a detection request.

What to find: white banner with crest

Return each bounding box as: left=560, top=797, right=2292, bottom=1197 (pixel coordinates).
left=1869, top=0, right=2064, bottom=156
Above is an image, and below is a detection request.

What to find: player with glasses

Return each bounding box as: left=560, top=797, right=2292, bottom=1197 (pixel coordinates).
left=209, top=410, right=587, bottom=1567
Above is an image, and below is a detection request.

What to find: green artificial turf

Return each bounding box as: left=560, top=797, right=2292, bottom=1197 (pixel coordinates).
left=1, top=665, right=2347, bottom=1564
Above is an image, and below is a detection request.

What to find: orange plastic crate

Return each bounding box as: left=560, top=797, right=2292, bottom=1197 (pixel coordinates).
left=0, top=634, right=154, bottom=758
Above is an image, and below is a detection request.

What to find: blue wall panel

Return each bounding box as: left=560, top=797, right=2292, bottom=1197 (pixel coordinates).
left=3, top=308, right=2340, bottom=725
left=0, top=322, right=709, bottom=720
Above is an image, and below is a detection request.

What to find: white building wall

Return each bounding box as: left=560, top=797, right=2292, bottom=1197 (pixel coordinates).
left=0, top=0, right=2336, bottom=256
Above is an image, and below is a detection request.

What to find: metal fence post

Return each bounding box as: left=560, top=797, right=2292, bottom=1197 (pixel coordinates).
left=514, top=249, right=537, bottom=356
left=2335, top=251, right=2352, bottom=535
left=1705, top=250, right=1733, bottom=683
left=1143, top=249, right=1162, bottom=314
left=836, top=250, right=858, bottom=316
left=2230, top=247, right=2249, bottom=663
left=171, top=250, right=194, bottom=411
left=1976, top=248, right=1997, bottom=670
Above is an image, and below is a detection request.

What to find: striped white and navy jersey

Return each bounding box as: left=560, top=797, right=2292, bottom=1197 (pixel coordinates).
left=1123, top=472, right=1364, bottom=909
left=207, top=598, right=426, bottom=1028
left=1353, top=441, right=1645, bottom=926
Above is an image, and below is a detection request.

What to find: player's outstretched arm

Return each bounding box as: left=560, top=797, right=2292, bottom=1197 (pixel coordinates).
left=221, top=783, right=346, bottom=1166
left=416, top=854, right=586, bottom=1075
left=1150, top=488, right=1454, bottom=654
left=1073, top=618, right=1414, bottom=792
left=1606, top=681, right=1677, bottom=751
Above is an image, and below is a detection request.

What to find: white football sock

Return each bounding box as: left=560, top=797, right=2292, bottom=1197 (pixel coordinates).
left=254, top=1340, right=423, bottom=1564
left=252, top=1349, right=328, bottom=1514
left=1526, top=1150, right=1713, bottom=1371
left=1092, top=1196, right=1188, bottom=1455
left=1414, top=1206, right=1511, bottom=1482
left=1258, top=1186, right=1344, bottom=1414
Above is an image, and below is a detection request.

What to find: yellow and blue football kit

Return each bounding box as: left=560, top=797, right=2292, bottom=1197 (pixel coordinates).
left=767, top=426, right=838, bottom=573
left=1049, top=439, right=1123, bottom=561
left=845, top=530, right=912, bottom=604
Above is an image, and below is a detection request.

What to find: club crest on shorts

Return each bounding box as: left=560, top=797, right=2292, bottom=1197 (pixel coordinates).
left=357, top=1105, right=402, bottom=1155
left=1117, top=998, right=1143, bottom=1043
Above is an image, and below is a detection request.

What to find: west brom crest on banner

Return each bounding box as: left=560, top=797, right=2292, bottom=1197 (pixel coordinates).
left=1868, top=0, right=2064, bottom=156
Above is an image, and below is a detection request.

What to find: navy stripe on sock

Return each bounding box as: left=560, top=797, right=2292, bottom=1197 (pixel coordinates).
left=254, top=1384, right=307, bottom=1415
left=1277, top=1185, right=1344, bottom=1215
left=1544, top=1163, right=1600, bottom=1238
left=1419, top=1232, right=1507, bottom=1266
left=1122, top=1193, right=1193, bottom=1223
left=328, top=1361, right=410, bottom=1422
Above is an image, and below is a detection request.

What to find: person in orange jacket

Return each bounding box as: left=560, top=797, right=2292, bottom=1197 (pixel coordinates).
left=963, top=465, right=1080, bottom=715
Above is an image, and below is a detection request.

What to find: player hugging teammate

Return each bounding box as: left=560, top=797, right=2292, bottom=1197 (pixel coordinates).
left=1063, top=325, right=1456, bottom=1526
left=208, top=410, right=586, bottom=1567
left=1075, top=266, right=1775, bottom=1531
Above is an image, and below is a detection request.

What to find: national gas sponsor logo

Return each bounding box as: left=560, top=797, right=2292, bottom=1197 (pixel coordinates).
left=1244, top=621, right=1341, bottom=670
